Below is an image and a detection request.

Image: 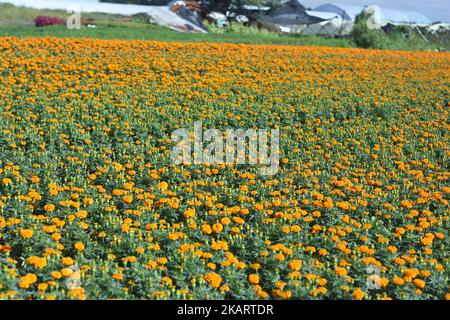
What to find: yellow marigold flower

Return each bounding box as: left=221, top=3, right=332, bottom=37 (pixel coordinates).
left=421, top=270, right=431, bottom=277
left=248, top=274, right=260, bottom=285
left=251, top=263, right=261, bottom=270
left=112, top=189, right=124, bottom=196
left=61, top=268, right=74, bottom=277
left=123, top=195, right=133, bottom=204
left=323, top=199, right=333, bottom=209
left=68, top=288, right=86, bottom=300
left=19, top=273, right=38, bottom=289
left=76, top=210, right=88, bottom=219
left=38, top=283, right=48, bottom=291
left=254, top=203, right=264, bottom=211
left=400, top=200, right=413, bottom=209
left=281, top=226, right=290, bottom=234
left=204, top=272, right=222, bottom=288
left=62, top=257, right=74, bottom=266
left=23, top=273, right=37, bottom=283
left=20, top=228, right=34, bottom=239
left=52, top=233, right=62, bottom=241
left=123, top=256, right=137, bottom=263
left=42, top=225, right=56, bottom=234
left=258, top=291, right=268, bottom=299
left=380, top=278, right=389, bottom=287
left=158, top=181, right=168, bottom=191
left=212, top=223, right=223, bottom=234
left=113, top=273, right=123, bottom=281
left=275, top=253, right=285, bottom=261
left=74, top=242, right=85, bottom=252
left=220, top=284, right=230, bottom=292
left=136, top=247, right=145, bottom=254
left=211, top=241, right=228, bottom=251
left=335, top=267, right=347, bottom=277
left=289, top=259, right=302, bottom=271
left=352, top=288, right=365, bottom=300
left=201, top=224, right=212, bottom=235
left=183, top=208, right=196, bottom=219
left=413, top=279, right=426, bottom=289
left=43, top=203, right=55, bottom=212
left=393, top=277, right=404, bottom=286
left=387, top=245, right=398, bottom=253
left=27, top=256, right=47, bottom=269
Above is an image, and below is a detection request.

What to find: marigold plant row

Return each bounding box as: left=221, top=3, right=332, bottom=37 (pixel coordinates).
left=0, top=37, right=449, bottom=300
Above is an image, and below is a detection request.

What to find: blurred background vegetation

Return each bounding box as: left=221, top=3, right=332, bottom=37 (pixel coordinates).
left=0, top=3, right=448, bottom=51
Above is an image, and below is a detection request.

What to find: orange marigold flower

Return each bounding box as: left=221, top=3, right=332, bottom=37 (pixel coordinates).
left=204, top=272, right=222, bottom=288
left=413, top=279, right=426, bottom=289
left=352, top=288, right=365, bottom=300
left=27, top=256, right=47, bottom=269
left=123, top=195, right=133, bottom=204
left=20, top=229, right=34, bottom=239
left=289, top=259, right=302, bottom=271
left=74, top=242, right=85, bottom=252
left=248, top=274, right=260, bottom=285
left=212, top=223, right=223, bottom=234
left=43, top=204, right=56, bottom=212
left=335, top=267, right=347, bottom=277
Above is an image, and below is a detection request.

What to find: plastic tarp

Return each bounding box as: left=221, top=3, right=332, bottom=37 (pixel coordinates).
left=168, top=1, right=205, bottom=31
left=377, top=8, right=431, bottom=25
left=304, top=10, right=352, bottom=36
left=314, top=3, right=431, bottom=25
left=314, top=3, right=362, bottom=21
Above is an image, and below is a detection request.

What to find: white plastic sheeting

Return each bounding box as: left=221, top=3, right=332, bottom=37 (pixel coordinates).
left=278, top=9, right=352, bottom=36
left=305, top=10, right=352, bottom=35
left=314, top=3, right=364, bottom=21
left=314, top=3, right=431, bottom=25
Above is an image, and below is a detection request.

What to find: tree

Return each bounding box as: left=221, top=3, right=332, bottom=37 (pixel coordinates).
left=202, top=0, right=285, bottom=13
left=100, top=0, right=285, bottom=13
left=351, top=10, right=384, bottom=49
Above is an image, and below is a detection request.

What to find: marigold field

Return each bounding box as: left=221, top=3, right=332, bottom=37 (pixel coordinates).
left=0, top=37, right=449, bottom=300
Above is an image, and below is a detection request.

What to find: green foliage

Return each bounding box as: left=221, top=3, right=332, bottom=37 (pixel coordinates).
left=206, top=21, right=274, bottom=36
left=350, top=10, right=448, bottom=51
left=0, top=3, right=447, bottom=51
left=351, top=11, right=384, bottom=49
left=0, top=24, right=354, bottom=47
